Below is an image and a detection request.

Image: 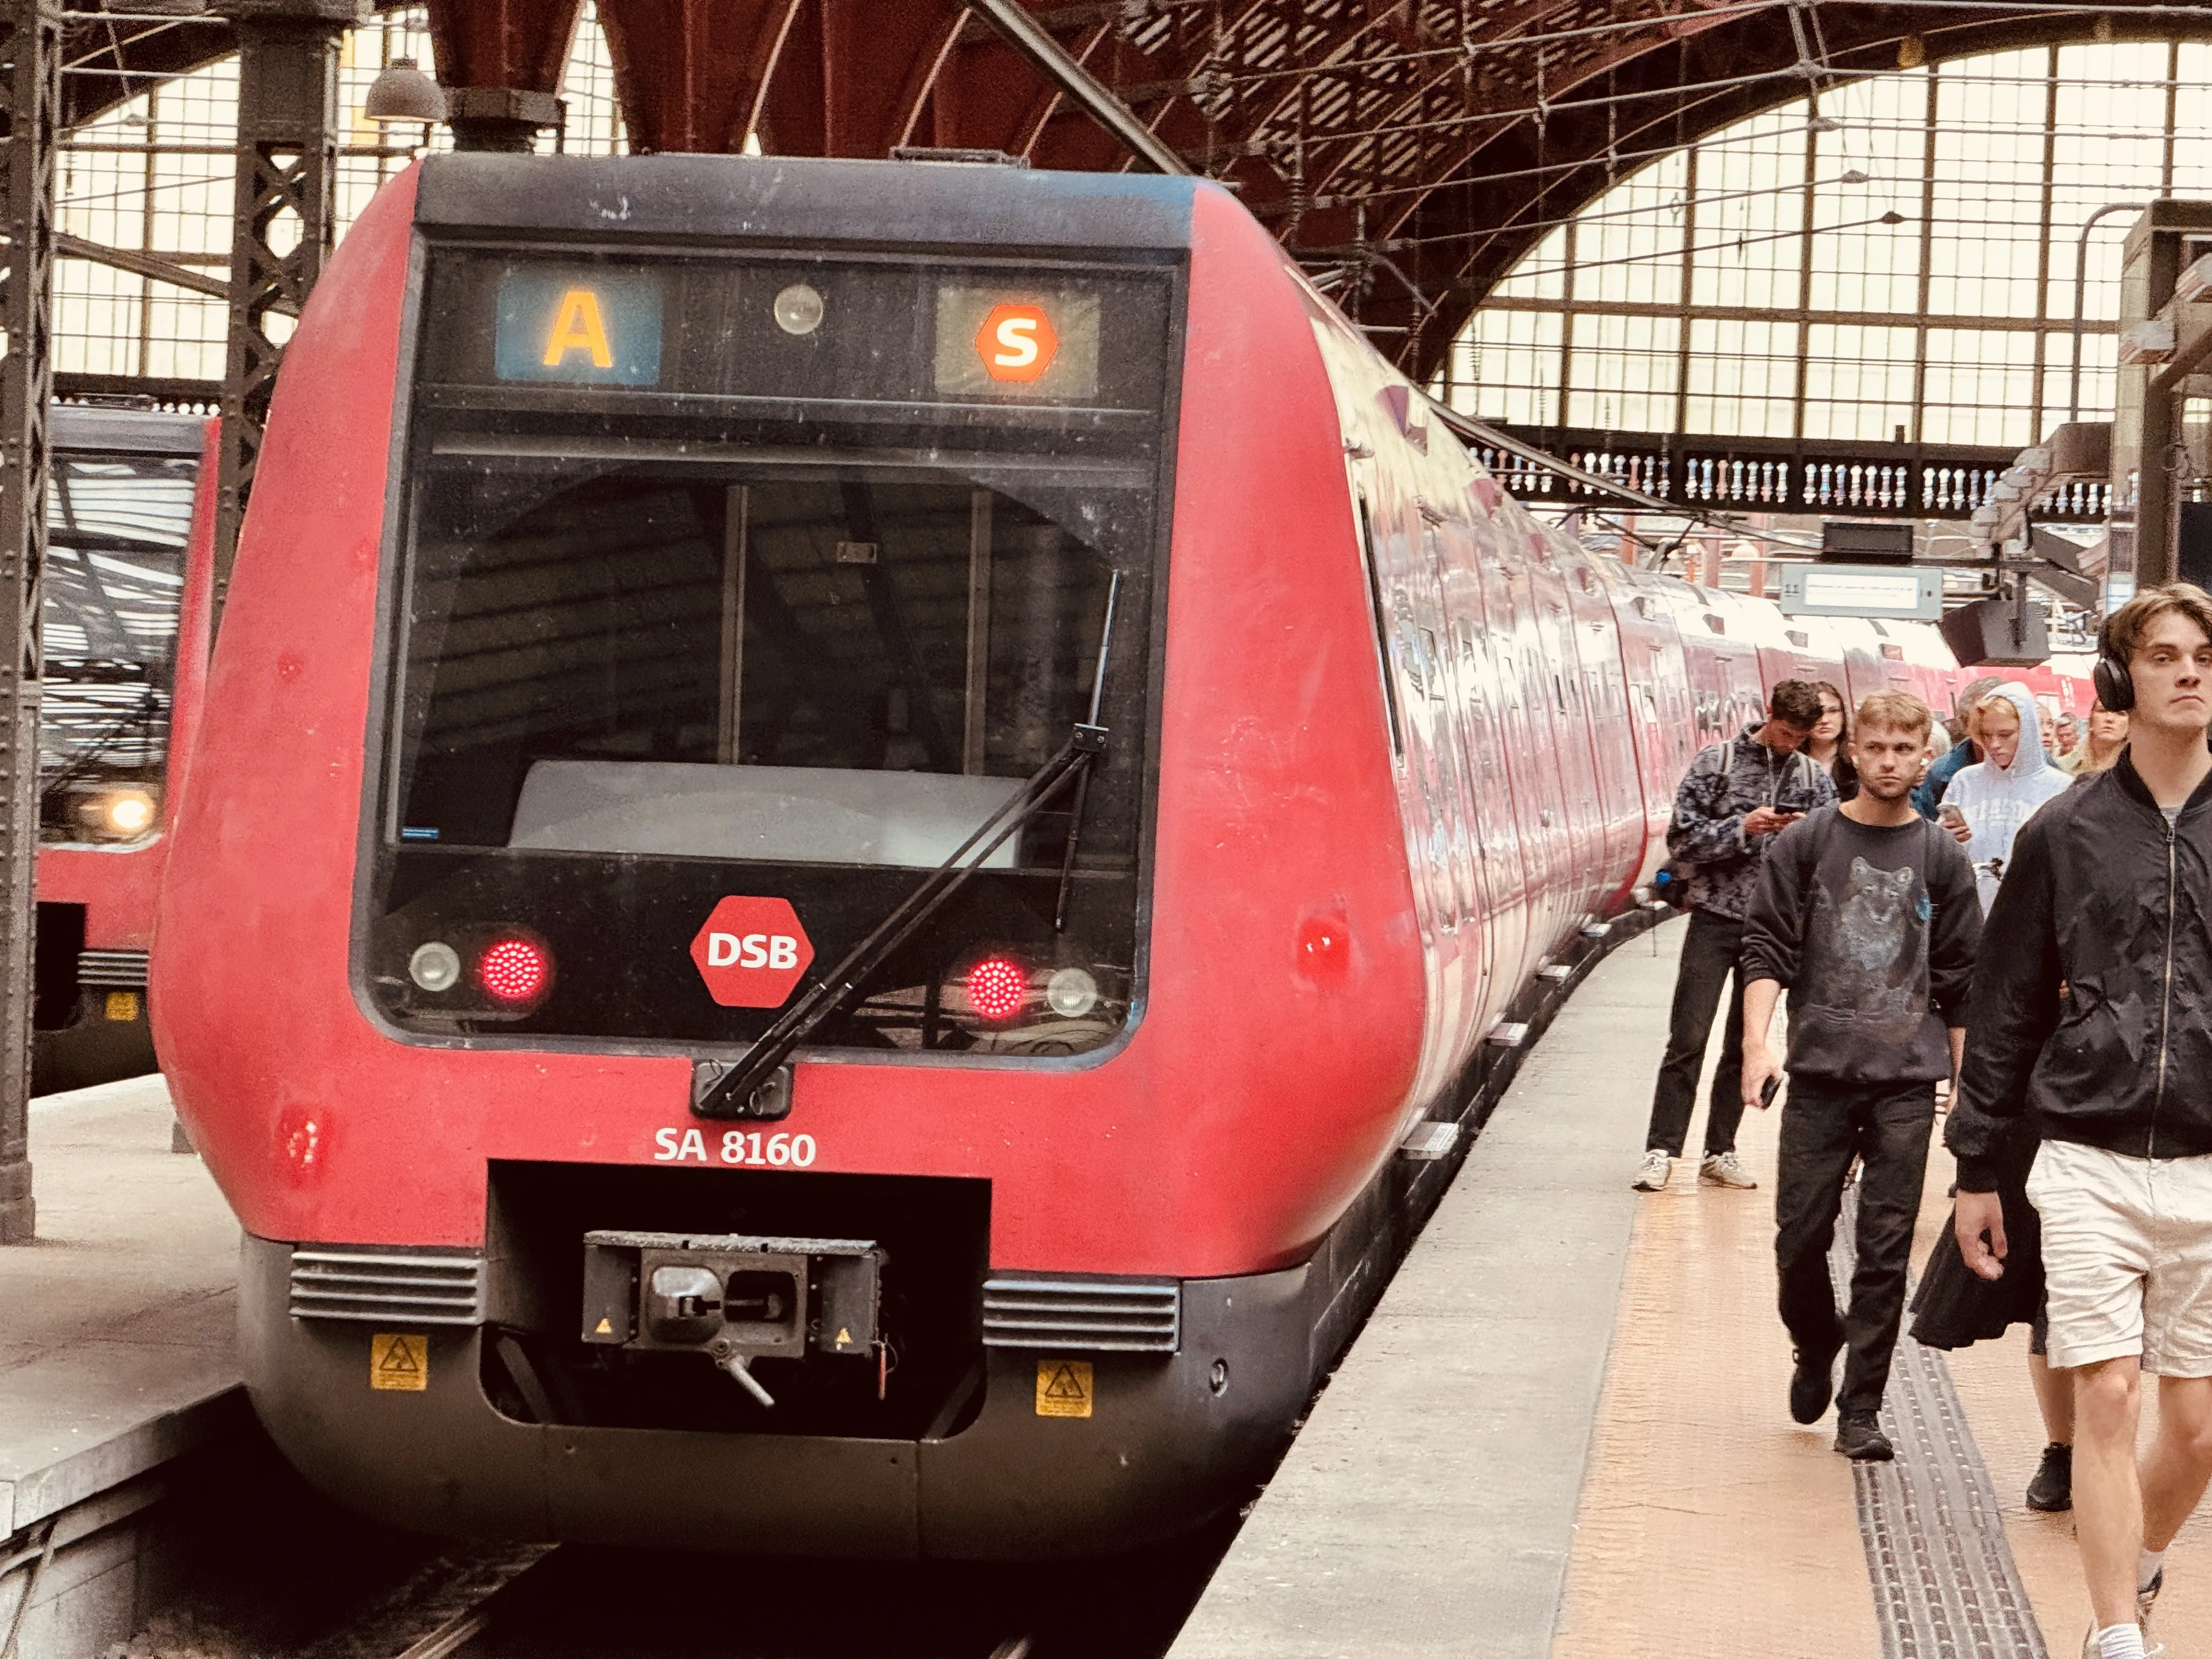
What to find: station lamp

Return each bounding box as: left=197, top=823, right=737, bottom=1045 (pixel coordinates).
left=364, top=57, right=447, bottom=127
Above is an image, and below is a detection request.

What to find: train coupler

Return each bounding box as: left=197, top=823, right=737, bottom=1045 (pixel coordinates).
left=578, top=1229, right=887, bottom=1386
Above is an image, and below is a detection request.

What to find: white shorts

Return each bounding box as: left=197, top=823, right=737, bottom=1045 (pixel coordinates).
left=2028, top=1139, right=2212, bottom=1375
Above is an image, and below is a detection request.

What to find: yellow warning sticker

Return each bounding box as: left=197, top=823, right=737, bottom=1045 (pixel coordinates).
left=1035, top=1358, right=1093, bottom=1419
left=592, top=1316, right=614, bottom=1336
left=370, top=1332, right=428, bottom=1391
left=104, top=990, right=139, bottom=1023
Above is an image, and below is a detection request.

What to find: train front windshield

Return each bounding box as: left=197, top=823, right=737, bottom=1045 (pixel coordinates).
left=41, top=448, right=199, bottom=846
left=366, top=249, right=1178, bottom=1057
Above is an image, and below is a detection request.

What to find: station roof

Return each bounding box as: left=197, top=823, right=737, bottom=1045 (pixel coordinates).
left=63, top=0, right=2197, bottom=382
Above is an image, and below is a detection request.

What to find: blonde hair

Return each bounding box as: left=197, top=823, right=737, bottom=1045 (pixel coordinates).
left=1970, top=692, right=2022, bottom=736
left=1855, top=690, right=1932, bottom=741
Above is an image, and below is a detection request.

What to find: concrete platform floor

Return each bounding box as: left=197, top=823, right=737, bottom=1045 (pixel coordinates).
left=1172, top=916, right=2212, bottom=1657
left=1, top=1075, right=245, bottom=1537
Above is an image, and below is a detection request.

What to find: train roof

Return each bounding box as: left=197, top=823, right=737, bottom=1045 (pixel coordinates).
left=413, top=153, right=1204, bottom=256
left=50, top=403, right=205, bottom=456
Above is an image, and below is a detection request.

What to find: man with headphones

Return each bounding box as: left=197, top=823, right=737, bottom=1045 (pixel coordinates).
left=1948, top=583, right=2212, bottom=1659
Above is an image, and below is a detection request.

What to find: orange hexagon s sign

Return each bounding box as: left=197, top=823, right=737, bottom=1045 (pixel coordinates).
left=974, top=302, right=1059, bottom=383
left=690, top=896, right=814, bottom=1008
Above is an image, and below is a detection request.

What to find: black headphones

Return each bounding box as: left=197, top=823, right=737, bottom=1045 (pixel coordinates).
left=2093, top=613, right=2136, bottom=713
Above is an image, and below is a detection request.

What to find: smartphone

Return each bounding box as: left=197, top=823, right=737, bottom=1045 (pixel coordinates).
left=1759, top=1075, right=1781, bottom=1108
left=1939, top=803, right=1968, bottom=828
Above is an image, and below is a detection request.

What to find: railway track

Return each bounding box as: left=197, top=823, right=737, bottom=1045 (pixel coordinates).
left=380, top=1526, right=1234, bottom=1659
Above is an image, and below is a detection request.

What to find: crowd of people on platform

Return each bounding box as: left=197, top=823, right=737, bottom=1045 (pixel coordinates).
left=1629, top=583, right=2212, bottom=1659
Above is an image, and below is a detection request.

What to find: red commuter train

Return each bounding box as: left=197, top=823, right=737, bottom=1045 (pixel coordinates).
left=157, top=153, right=2056, bottom=1558
left=35, top=404, right=216, bottom=1092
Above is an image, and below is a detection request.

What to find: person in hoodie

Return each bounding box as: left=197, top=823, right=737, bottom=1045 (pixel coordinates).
left=1938, top=681, right=2072, bottom=912
left=1914, top=675, right=2005, bottom=820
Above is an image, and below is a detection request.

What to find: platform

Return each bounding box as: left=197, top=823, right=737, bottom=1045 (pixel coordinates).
left=1171, top=917, right=2212, bottom=1658
left=0, top=1075, right=248, bottom=1659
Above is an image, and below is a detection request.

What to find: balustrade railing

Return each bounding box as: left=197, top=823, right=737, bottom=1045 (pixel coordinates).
left=1469, top=426, right=2110, bottom=523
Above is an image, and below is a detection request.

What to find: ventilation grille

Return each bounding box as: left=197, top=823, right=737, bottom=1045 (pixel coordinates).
left=77, top=949, right=149, bottom=988
left=981, top=1276, right=1180, bottom=1353
left=289, top=1247, right=484, bottom=1326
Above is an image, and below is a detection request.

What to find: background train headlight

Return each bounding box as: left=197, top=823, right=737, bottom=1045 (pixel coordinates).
left=1045, top=967, right=1099, bottom=1019
left=99, top=789, right=156, bottom=837
left=408, top=940, right=461, bottom=992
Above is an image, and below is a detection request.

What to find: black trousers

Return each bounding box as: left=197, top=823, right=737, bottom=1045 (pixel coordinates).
left=1775, top=1080, right=1938, bottom=1417
left=1643, top=909, right=1748, bottom=1157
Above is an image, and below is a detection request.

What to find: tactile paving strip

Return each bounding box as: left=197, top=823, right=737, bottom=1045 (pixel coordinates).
left=1834, top=1187, right=2049, bottom=1659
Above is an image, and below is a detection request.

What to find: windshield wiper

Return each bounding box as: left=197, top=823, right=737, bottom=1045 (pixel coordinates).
left=693, top=572, right=1122, bottom=1121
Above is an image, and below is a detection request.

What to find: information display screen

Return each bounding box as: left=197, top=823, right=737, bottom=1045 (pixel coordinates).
left=420, top=250, right=1170, bottom=415
left=493, top=268, right=663, bottom=385
left=1779, top=563, right=1944, bottom=621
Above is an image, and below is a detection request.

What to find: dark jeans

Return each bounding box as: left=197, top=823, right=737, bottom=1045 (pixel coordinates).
left=1775, top=1080, right=1938, bottom=1417
left=1643, top=909, right=1748, bottom=1157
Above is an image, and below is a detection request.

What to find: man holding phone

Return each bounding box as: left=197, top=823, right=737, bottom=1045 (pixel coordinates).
left=1740, top=691, right=1982, bottom=1459
left=1632, top=679, right=1835, bottom=1193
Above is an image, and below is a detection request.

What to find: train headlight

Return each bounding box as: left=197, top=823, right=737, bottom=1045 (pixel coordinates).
left=965, top=956, right=1026, bottom=1023
left=1045, top=966, right=1099, bottom=1019
left=408, top=940, right=461, bottom=992
left=102, top=789, right=155, bottom=836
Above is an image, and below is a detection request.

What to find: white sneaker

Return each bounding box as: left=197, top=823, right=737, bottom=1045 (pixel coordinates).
left=1700, top=1150, right=1758, bottom=1189
left=1631, top=1149, right=1672, bottom=1192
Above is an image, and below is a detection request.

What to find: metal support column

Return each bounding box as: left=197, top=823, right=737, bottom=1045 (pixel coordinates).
left=0, top=0, right=58, bottom=1244
left=213, top=0, right=362, bottom=607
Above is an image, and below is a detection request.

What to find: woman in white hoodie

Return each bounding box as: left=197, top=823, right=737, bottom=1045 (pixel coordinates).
left=1939, top=681, right=2072, bottom=912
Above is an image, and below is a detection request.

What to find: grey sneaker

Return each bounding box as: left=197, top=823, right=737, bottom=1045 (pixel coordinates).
left=1700, top=1150, right=1758, bottom=1189
left=1631, top=1149, right=1671, bottom=1192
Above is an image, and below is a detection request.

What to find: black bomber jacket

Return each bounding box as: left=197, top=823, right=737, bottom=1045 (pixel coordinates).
left=1949, top=753, right=2212, bottom=1192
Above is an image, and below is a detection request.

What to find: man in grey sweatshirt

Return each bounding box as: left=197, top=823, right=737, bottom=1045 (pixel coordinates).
left=1739, top=690, right=1983, bottom=1461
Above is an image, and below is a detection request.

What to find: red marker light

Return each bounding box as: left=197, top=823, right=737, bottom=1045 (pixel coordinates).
left=478, top=938, right=548, bottom=1003
left=966, top=956, right=1027, bottom=1022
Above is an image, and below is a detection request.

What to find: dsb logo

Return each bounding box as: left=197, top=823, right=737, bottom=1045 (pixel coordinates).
left=689, top=896, right=814, bottom=1008
left=705, top=933, right=800, bottom=970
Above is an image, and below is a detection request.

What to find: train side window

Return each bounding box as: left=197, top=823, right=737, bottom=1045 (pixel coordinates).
left=1357, top=500, right=1404, bottom=760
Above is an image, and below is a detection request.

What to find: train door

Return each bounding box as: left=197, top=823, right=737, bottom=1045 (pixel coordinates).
left=1440, top=516, right=1529, bottom=1040
left=1560, top=553, right=1642, bottom=911
left=1526, top=553, right=1603, bottom=928
left=1496, top=538, right=1575, bottom=965
left=1468, top=510, right=1559, bottom=985
left=1351, top=482, right=1460, bottom=1099
left=1604, top=575, right=1697, bottom=890
left=1419, top=514, right=1500, bottom=1071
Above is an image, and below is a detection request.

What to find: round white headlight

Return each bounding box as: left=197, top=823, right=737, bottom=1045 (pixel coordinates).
left=409, top=940, right=462, bottom=993
left=104, top=791, right=154, bottom=834
left=773, top=283, right=825, bottom=336
left=1045, top=966, right=1099, bottom=1019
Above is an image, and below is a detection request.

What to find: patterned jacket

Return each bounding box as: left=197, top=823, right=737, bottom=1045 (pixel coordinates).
left=1666, top=724, right=1838, bottom=921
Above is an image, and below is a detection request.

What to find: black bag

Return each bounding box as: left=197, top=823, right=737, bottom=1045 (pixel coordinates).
left=1908, top=1122, right=2044, bottom=1351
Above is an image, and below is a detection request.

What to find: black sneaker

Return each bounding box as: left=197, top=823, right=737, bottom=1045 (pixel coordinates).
left=2026, top=1442, right=2072, bottom=1511
left=1835, top=1411, right=1894, bottom=1461
left=1790, top=1347, right=1837, bottom=1425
